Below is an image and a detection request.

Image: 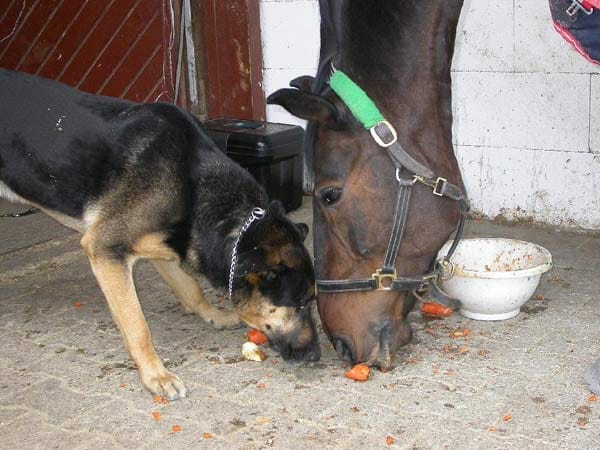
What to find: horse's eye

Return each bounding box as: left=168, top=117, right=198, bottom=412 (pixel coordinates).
left=319, top=187, right=343, bottom=206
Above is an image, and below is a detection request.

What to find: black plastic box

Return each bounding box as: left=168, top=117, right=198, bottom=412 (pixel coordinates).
left=203, top=118, right=304, bottom=212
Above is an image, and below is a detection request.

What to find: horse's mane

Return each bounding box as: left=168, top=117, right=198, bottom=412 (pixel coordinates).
left=303, top=0, right=342, bottom=191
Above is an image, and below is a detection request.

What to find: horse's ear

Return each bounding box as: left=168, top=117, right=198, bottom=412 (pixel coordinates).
left=267, top=88, right=338, bottom=125
left=289, top=75, right=316, bottom=92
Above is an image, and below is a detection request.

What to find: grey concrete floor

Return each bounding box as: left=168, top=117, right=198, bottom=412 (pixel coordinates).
left=0, top=197, right=599, bottom=449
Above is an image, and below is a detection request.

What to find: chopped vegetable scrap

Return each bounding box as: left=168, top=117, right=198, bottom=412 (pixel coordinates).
left=421, top=302, right=452, bottom=317
left=153, top=395, right=169, bottom=405
left=247, top=329, right=268, bottom=345
left=242, top=342, right=266, bottom=362
left=344, top=364, right=370, bottom=382
left=450, top=329, right=471, bottom=338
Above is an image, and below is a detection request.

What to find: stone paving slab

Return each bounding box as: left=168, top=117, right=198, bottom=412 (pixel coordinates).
left=1, top=199, right=599, bottom=449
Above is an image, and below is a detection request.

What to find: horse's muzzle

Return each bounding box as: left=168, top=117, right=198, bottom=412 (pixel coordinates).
left=331, top=319, right=412, bottom=370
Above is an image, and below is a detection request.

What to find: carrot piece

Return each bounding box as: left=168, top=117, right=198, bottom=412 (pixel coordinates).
left=386, top=436, right=395, bottom=446
left=344, top=364, right=370, bottom=382
left=73, top=302, right=83, bottom=309
left=203, top=432, right=212, bottom=439
left=247, top=329, right=268, bottom=345
left=152, top=395, right=169, bottom=405
left=172, top=424, right=181, bottom=432
left=588, top=394, right=598, bottom=403
left=151, top=411, right=161, bottom=421
left=503, top=413, right=512, bottom=422
left=451, top=329, right=471, bottom=338
left=421, top=302, right=452, bottom=317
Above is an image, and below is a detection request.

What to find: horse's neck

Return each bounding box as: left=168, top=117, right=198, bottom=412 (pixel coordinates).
left=334, top=1, right=462, bottom=169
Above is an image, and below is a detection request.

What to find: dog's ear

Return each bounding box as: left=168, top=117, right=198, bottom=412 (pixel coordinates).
left=235, top=247, right=270, bottom=276
left=295, top=223, right=309, bottom=242
left=267, top=88, right=339, bottom=125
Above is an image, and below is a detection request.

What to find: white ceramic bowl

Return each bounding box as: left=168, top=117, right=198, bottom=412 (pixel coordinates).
left=436, top=238, right=553, bottom=321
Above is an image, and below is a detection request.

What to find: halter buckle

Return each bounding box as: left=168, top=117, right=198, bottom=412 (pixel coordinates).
left=414, top=176, right=447, bottom=197
left=372, top=269, right=397, bottom=291
left=370, top=121, right=398, bottom=147
left=419, top=272, right=439, bottom=291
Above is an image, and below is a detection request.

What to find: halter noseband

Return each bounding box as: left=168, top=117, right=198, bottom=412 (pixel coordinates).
left=315, top=70, right=469, bottom=304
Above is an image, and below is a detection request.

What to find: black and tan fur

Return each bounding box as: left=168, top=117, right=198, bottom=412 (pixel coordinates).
left=0, top=69, right=319, bottom=400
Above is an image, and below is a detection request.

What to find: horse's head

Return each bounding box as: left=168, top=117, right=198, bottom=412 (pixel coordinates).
left=269, top=80, right=463, bottom=368
left=267, top=0, right=465, bottom=369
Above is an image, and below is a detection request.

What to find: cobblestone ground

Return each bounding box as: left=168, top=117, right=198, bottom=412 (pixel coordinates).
left=0, top=198, right=599, bottom=449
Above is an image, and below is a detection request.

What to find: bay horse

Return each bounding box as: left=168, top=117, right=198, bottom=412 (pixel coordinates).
left=268, top=0, right=467, bottom=369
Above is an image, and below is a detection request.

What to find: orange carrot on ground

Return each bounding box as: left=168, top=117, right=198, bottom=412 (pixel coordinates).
left=203, top=432, right=212, bottom=439
left=151, top=411, right=161, bottom=421
left=247, top=329, right=268, bottom=345
left=386, top=436, right=395, bottom=446
left=153, top=395, right=169, bottom=405
left=172, top=425, right=181, bottom=432
left=451, top=329, right=471, bottom=338
left=344, top=364, right=370, bottom=382
left=421, top=302, right=452, bottom=317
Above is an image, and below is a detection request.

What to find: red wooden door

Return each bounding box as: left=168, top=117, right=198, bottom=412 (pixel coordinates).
left=0, top=0, right=181, bottom=104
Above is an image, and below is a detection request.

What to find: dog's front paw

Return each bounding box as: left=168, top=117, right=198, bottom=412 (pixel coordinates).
left=585, top=357, right=600, bottom=395
left=141, top=368, right=187, bottom=400
left=207, top=309, right=241, bottom=330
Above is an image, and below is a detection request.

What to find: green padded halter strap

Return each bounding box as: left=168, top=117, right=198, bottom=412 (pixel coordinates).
left=329, top=70, right=384, bottom=130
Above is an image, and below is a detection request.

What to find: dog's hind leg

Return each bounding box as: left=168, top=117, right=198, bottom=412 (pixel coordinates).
left=81, top=231, right=187, bottom=400
left=152, top=260, right=241, bottom=329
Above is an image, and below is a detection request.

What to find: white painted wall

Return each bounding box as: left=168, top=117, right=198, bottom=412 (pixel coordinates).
left=260, top=0, right=600, bottom=230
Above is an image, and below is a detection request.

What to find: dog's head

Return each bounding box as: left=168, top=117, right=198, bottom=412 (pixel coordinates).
left=231, top=202, right=320, bottom=362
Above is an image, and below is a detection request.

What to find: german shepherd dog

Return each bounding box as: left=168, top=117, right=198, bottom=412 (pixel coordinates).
left=0, top=69, right=320, bottom=400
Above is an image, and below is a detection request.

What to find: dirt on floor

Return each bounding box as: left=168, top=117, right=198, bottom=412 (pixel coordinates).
left=0, top=198, right=599, bottom=449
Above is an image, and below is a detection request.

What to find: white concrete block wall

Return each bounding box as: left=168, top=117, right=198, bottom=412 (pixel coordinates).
left=260, top=0, right=600, bottom=230
left=260, top=0, right=320, bottom=128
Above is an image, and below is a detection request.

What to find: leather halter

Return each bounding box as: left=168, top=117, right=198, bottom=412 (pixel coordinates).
left=315, top=72, right=470, bottom=304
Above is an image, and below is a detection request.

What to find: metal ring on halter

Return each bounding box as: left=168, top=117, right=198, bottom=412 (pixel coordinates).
left=396, top=168, right=419, bottom=185
left=439, top=259, right=456, bottom=280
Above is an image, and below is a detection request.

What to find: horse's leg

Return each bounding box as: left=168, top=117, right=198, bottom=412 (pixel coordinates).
left=585, top=357, right=600, bottom=395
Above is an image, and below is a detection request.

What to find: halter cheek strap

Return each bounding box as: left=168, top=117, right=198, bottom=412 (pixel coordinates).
left=317, top=70, right=469, bottom=305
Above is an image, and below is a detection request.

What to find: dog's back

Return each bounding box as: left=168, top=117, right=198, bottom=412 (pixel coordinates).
left=0, top=69, right=234, bottom=222
left=0, top=69, right=136, bottom=216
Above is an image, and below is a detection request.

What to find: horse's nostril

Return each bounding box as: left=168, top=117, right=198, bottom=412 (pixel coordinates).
left=379, top=322, right=393, bottom=354
left=332, top=335, right=356, bottom=364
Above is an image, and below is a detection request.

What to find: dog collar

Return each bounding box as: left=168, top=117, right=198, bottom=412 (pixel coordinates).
left=228, top=207, right=266, bottom=298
